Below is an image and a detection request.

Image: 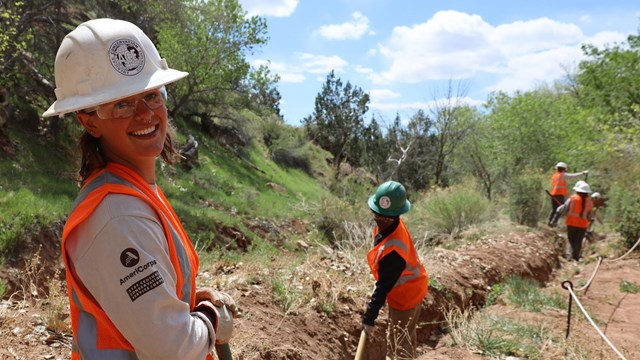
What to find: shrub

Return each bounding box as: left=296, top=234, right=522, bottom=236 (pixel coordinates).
left=609, top=182, right=640, bottom=250
left=420, top=185, right=490, bottom=236
left=508, top=171, right=545, bottom=227
left=271, top=148, right=312, bottom=174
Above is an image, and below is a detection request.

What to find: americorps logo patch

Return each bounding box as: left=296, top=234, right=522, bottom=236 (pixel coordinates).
left=109, top=39, right=145, bottom=76
left=120, top=248, right=140, bottom=267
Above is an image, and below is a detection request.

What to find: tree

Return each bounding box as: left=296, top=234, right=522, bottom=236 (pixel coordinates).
left=429, top=81, right=478, bottom=187
left=394, top=109, right=437, bottom=191
left=577, top=34, right=640, bottom=129
left=156, top=0, right=271, bottom=130
left=360, top=115, right=388, bottom=182
left=303, top=70, right=370, bottom=174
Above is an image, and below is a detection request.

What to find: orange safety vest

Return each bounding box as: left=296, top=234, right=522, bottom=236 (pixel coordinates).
left=565, top=194, right=593, bottom=229
left=550, top=172, right=567, bottom=196
left=367, top=218, right=428, bottom=310
left=61, top=163, right=212, bottom=360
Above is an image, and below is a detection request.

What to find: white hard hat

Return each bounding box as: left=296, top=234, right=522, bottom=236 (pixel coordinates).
left=555, top=162, right=567, bottom=169
left=573, top=181, right=592, bottom=194
left=591, top=192, right=601, bottom=198
left=43, top=18, right=188, bottom=117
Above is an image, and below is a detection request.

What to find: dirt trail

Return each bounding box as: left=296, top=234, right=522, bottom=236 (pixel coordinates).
left=1, top=225, right=639, bottom=359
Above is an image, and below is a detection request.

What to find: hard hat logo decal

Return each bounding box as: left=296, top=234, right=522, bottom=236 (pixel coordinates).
left=379, top=196, right=391, bottom=209
left=109, top=39, right=145, bottom=76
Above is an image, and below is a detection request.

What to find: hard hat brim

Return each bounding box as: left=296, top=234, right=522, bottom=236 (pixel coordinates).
left=42, top=69, right=188, bottom=117
left=368, top=195, right=411, bottom=217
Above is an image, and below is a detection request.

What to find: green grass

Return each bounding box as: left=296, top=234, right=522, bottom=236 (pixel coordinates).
left=620, top=280, right=640, bottom=294
left=271, top=274, right=300, bottom=312
left=485, top=283, right=505, bottom=306
left=504, top=276, right=565, bottom=312
left=0, top=188, right=70, bottom=253
left=445, top=308, right=580, bottom=359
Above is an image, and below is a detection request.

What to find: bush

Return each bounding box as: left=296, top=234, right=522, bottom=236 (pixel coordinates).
left=609, top=182, right=640, bottom=250
left=271, top=148, right=312, bottom=174
left=508, top=171, right=545, bottom=227
left=421, top=185, right=490, bottom=236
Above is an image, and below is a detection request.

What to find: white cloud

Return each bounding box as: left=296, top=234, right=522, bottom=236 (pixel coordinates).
left=251, top=59, right=305, bottom=83
left=279, top=73, right=306, bottom=83
left=298, top=53, right=348, bottom=74
left=317, top=12, right=372, bottom=40
left=369, top=89, right=400, bottom=101
left=354, top=65, right=374, bottom=74
left=369, top=9, right=630, bottom=98
left=584, top=30, right=629, bottom=48
left=238, top=0, right=298, bottom=17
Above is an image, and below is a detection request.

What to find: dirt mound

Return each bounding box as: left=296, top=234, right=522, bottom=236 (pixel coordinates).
left=419, top=230, right=564, bottom=343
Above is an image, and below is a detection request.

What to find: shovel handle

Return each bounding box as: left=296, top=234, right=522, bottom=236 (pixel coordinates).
left=545, top=190, right=563, bottom=206
left=354, top=330, right=367, bottom=360
left=215, top=343, right=233, bottom=360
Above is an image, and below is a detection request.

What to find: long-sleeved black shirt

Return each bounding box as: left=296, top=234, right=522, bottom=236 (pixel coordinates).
left=362, top=218, right=406, bottom=326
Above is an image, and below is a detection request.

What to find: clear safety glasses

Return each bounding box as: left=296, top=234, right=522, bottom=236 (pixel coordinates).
left=84, top=87, right=167, bottom=119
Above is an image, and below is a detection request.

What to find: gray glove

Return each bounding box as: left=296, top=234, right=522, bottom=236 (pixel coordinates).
left=196, top=288, right=241, bottom=318
left=195, top=300, right=234, bottom=344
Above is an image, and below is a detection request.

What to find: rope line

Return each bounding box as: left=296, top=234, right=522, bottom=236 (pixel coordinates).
left=561, top=281, right=628, bottom=360
left=574, top=256, right=602, bottom=293
left=573, top=236, right=639, bottom=293
left=607, top=236, right=640, bottom=262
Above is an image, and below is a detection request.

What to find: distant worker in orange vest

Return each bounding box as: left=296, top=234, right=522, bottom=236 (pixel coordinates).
left=548, top=162, right=588, bottom=227
left=362, top=181, right=428, bottom=359
left=551, top=181, right=594, bottom=261
left=43, top=18, right=239, bottom=359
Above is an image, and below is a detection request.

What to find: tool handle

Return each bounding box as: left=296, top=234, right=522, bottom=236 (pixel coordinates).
left=354, top=330, right=367, bottom=360
left=545, top=190, right=563, bottom=205
left=215, top=343, right=233, bottom=360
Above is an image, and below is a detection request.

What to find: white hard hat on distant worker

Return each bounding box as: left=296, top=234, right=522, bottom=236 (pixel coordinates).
left=43, top=18, right=188, bottom=117
left=573, top=181, right=592, bottom=194
left=555, top=162, right=567, bottom=169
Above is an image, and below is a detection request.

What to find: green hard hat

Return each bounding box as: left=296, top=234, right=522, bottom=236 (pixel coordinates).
left=368, top=181, right=411, bottom=216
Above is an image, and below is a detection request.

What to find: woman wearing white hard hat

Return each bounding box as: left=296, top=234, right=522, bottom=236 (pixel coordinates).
left=44, top=19, right=237, bottom=359
left=547, top=161, right=588, bottom=227
left=551, top=180, right=594, bottom=261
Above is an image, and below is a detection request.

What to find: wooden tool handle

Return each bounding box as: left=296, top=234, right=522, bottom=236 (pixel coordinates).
left=354, top=330, right=367, bottom=360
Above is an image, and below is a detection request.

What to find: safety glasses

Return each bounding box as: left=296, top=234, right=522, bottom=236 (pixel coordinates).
left=84, top=87, right=167, bottom=119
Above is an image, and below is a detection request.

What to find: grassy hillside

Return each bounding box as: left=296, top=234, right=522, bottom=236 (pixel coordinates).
left=0, top=111, right=361, bottom=262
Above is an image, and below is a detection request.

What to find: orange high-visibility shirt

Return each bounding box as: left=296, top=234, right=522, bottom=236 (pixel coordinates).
left=565, top=194, right=593, bottom=229
left=550, top=172, right=567, bottom=196
left=367, top=218, right=428, bottom=310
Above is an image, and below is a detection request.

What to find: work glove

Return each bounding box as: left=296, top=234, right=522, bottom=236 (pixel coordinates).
left=194, top=300, right=234, bottom=344
left=362, top=323, right=374, bottom=335
left=583, top=170, right=589, bottom=175
left=196, top=288, right=241, bottom=318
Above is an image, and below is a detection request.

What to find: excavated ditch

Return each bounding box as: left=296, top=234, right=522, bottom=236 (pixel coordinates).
left=354, top=229, right=565, bottom=360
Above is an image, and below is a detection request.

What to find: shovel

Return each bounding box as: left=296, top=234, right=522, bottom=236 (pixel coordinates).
left=354, top=330, right=367, bottom=360
left=545, top=190, right=563, bottom=206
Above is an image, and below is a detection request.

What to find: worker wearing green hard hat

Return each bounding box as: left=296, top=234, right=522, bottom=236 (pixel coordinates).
left=361, top=180, right=428, bottom=359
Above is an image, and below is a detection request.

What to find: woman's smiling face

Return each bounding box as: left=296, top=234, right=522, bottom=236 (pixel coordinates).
left=77, top=88, right=168, bottom=178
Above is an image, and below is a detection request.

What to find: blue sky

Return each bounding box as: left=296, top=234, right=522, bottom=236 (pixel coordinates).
left=238, top=0, right=640, bottom=126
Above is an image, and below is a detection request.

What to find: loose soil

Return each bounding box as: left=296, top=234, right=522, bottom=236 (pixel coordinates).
left=1, top=223, right=639, bottom=360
